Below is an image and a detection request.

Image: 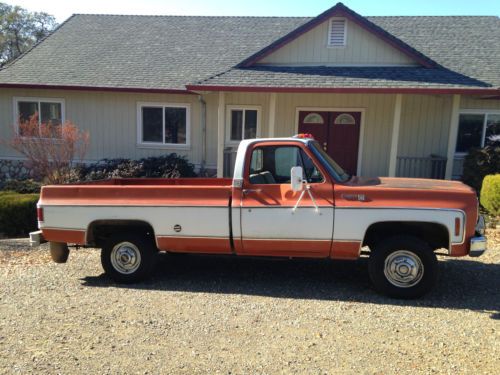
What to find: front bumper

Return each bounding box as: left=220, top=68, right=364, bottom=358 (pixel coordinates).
left=470, top=236, right=487, bottom=257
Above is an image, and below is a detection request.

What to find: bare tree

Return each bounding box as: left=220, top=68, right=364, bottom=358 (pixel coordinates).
left=9, top=114, right=89, bottom=184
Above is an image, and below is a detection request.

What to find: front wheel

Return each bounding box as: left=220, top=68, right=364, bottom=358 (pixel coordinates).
left=368, top=235, right=438, bottom=299
left=101, top=234, right=157, bottom=283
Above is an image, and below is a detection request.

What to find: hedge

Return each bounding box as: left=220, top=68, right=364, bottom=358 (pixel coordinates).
left=75, top=154, right=197, bottom=181
left=480, top=174, right=500, bottom=216
left=1, top=179, right=41, bottom=194
left=0, top=191, right=39, bottom=237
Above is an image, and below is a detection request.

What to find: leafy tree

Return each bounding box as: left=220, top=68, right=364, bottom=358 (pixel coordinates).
left=0, top=2, right=57, bottom=66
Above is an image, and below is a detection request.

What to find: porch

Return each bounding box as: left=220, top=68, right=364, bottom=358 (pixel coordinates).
left=215, top=92, right=471, bottom=180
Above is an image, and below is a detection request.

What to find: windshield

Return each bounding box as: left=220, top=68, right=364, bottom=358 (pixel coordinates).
left=309, top=141, right=351, bottom=183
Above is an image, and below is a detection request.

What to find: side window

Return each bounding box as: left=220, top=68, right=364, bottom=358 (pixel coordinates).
left=248, top=146, right=323, bottom=185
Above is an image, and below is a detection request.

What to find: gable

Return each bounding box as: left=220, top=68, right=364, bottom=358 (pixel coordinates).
left=258, top=17, right=418, bottom=66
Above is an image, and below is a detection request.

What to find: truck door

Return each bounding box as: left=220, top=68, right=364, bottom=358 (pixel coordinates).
left=239, top=142, right=334, bottom=257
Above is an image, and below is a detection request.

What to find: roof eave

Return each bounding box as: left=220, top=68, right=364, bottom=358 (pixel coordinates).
left=186, top=84, right=500, bottom=95
left=0, top=83, right=196, bottom=95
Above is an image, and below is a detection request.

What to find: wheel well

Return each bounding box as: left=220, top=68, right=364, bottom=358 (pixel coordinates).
left=87, top=220, right=156, bottom=248
left=362, top=221, right=449, bottom=251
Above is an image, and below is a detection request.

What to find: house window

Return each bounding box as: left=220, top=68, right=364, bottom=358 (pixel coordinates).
left=455, top=112, right=500, bottom=153
left=138, top=102, right=190, bottom=146
left=14, top=97, right=64, bottom=136
left=328, top=18, right=346, bottom=47
left=334, top=113, right=356, bottom=125
left=227, top=106, right=260, bottom=142
left=303, top=113, right=324, bottom=124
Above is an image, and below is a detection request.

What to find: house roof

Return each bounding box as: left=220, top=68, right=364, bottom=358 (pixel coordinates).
left=187, top=66, right=493, bottom=93
left=0, top=15, right=309, bottom=92
left=0, top=7, right=499, bottom=93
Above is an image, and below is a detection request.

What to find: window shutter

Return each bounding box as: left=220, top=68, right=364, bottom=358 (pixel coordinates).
left=329, top=19, right=346, bottom=47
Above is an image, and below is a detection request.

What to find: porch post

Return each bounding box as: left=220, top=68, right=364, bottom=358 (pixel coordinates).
left=268, top=93, right=277, bottom=137
left=388, top=93, right=403, bottom=177
left=444, top=94, right=461, bottom=180
left=216, top=92, right=225, bottom=178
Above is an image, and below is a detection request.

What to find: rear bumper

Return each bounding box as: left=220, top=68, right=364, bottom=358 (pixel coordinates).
left=29, top=230, right=46, bottom=247
left=470, top=236, right=487, bottom=257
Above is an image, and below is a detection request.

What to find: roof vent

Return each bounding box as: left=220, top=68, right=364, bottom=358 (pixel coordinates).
left=328, top=18, right=346, bottom=47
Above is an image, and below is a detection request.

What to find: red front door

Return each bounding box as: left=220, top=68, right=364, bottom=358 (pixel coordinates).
left=298, top=111, right=361, bottom=175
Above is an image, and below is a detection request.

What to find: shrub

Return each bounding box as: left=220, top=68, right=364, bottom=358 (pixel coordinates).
left=0, top=191, right=39, bottom=237
left=480, top=174, right=500, bottom=216
left=462, top=140, right=500, bottom=193
left=2, top=179, right=41, bottom=194
left=77, top=154, right=196, bottom=181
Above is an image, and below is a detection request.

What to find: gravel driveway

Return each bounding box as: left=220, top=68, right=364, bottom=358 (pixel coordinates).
left=1, top=231, right=499, bottom=374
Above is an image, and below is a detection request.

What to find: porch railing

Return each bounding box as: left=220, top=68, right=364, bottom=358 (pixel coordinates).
left=396, top=155, right=447, bottom=179
left=223, top=147, right=238, bottom=177
left=452, top=156, right=465, bottom=180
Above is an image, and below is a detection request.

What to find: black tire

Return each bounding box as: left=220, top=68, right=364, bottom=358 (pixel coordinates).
left=101, top=233, right=157, bottom=283
left=368, top=235, right=438, bottom=299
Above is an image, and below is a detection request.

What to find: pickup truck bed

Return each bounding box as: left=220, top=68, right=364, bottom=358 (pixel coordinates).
left=40, top=178, right=235, bottom=254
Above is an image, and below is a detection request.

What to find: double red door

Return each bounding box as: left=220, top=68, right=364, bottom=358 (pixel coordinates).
left=298, top=111, right=361, bottom=175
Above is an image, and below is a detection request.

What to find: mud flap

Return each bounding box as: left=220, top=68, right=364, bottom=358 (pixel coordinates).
left=49, top=242, right=70, bottom=263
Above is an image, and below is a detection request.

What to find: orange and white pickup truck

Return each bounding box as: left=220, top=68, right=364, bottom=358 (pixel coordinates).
left=31, top=136, right=487, bottom=298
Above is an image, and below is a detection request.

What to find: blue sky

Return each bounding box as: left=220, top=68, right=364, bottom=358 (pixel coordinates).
left=5, top=0, right=500, bottom=22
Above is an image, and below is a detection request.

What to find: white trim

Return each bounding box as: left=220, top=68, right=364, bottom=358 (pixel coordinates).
left=295, top=106, right=366, bottom=176
left=445, top=95, right=461, bottom=180
left=458, top=109, right=500, bottom=115
left=225, top=105, right=262, bottom=145
left=268, top=93, right=277, bottom=137
left=217, top=92, right=225, bottom=178
left=388, top=94, right=402, bottom=177
left=13, top=96, right=66, bottom=134
left=136, top=101, right=191, bottom=148
left=327, top=17, right=347, bottom=48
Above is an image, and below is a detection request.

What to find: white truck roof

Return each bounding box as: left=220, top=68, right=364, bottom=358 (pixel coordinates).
left=233, top=137, right=314, bottom=180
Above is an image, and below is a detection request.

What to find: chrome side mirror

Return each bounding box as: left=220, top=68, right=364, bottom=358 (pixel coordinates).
left=290, top=166, right=304, bottom=192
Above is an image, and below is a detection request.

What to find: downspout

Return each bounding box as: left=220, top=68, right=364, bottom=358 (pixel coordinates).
left=198, top=94, right=207, bottom=173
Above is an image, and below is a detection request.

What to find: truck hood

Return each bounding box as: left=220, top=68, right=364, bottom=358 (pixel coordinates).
left=346, top=176, right=476, bottom=194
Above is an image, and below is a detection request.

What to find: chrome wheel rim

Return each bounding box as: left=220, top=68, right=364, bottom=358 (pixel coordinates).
left=384, top=250, right=424, bottom=288
left=110, top=242, right=141, bottom=274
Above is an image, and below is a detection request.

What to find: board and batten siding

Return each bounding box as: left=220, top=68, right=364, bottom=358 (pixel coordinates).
left=0, top=88, right=211, bottom=168
left=259, top=18, right=417, bottom=66
left=397, top=94, right=454, bottom=158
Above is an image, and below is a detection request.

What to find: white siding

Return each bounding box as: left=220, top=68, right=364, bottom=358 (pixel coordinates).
left=0, top=88, right=208, bottom=166
left=259, top=18, right=417, bottom=66
left=2, top=88, right=478, bottom=178
left=398, top=94, right=453, bottom=158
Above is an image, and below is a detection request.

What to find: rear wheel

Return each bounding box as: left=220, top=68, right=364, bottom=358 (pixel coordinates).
left=101, top=233, right=157, bottom=283
left=368, top=235, right=438, bottom=299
